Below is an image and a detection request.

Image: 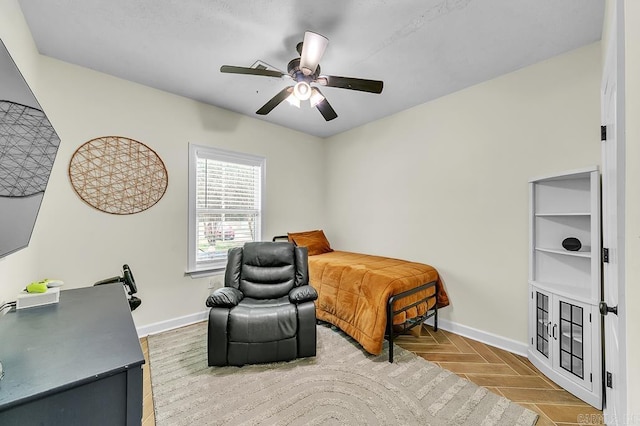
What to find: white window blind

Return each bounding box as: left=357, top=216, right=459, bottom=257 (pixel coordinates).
left=188, top=144, right=265, bottom=273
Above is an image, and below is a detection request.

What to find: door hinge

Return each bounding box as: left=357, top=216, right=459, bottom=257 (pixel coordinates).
left=589, top=313, right=592, bottom=322
left=590, top=373, right=593, bottom=383
left=601, top=125, right=607, bottom=141
left=606, top=371, right=613, bottom=388
left=603, top=248, right=609, bottom=263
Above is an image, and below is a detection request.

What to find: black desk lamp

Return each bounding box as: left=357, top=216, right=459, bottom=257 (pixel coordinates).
left=94, top=264, right=141, bottom=311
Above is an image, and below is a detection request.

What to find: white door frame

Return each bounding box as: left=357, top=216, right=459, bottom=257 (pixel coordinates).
left=601, top=0, right=627, bottom=421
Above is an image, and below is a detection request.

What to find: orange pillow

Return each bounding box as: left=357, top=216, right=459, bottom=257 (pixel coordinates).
left=288, top=230, right=333, bottom=256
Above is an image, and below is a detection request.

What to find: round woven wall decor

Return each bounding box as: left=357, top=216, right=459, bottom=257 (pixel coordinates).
left=69, top=136, right=168, bottom=214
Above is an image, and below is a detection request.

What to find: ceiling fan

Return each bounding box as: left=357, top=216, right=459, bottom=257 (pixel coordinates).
left=220, top=31, right=384, bottom=121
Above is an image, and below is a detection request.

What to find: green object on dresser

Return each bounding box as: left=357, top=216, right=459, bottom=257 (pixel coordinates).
left=26, top=282, right=48, bottom=293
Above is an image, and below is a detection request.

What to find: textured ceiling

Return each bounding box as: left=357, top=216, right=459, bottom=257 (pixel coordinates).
left=17, top=0, right=604, bottom=138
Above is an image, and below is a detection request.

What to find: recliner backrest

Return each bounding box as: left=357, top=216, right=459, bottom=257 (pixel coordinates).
left=226, top=242, right=308, bottom=299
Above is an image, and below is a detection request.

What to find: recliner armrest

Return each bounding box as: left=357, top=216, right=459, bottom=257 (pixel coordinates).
left=289, top=285, right=318, bottom=304
left=206, top=287, right=244, bottom=308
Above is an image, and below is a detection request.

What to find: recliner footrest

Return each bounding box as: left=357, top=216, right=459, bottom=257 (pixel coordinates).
left=228, top=337, right=298, bottom=366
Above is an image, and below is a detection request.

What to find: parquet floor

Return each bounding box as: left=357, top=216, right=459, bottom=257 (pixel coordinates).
left=139, top=324, right=603, bottom=426
left=394, top=325, right=604, bottom=426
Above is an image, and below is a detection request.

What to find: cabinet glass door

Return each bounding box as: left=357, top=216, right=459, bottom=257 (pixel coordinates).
left=536, top=291, right=550, bottom=358
left=559, top=301, right=584, bottom=379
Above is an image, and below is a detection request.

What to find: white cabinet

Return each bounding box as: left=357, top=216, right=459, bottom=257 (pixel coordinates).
left=528, top=167, right=602, bottom=409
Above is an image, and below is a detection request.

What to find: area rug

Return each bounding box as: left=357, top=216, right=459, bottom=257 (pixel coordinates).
left=147, top=322, right=538, bottom=426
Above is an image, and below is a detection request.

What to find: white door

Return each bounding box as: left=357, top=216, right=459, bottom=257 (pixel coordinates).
left=601, top=2, right=626, bottom=420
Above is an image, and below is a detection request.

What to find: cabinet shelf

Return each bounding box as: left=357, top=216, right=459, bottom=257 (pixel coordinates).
left=535, top=247, right=591, bottom=258
left=562, top=331, right=583, bottom=344
left=535, top=212, right=591, bottom=217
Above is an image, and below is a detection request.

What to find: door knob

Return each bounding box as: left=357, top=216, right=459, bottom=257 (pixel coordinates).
left=599, top=301, right=618, bottom=316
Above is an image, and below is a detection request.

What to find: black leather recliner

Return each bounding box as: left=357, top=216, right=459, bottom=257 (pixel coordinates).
left=206, top=242, right=318, bottom=366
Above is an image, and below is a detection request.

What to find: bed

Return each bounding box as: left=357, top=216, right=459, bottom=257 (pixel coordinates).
left=274, top=231, right=449, bottom=362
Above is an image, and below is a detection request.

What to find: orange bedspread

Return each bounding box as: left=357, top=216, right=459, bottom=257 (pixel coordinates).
left=308, top=250, right=449, bottom=355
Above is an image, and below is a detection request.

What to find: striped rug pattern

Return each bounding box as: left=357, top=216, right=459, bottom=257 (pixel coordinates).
left=148, top=322, right=538, bottom=425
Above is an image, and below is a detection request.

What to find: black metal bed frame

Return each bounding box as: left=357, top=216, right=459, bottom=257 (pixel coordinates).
left=272, top=235, right=439, bottom=363
left=385, top=280, right=438, bottom=363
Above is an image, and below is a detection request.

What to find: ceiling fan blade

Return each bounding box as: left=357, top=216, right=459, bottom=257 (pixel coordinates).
left=256, top=86, right=294, bottom=115
left=300, top=31, right=328, bottom=76
left=319, top=75, right=384, bottom=94
left=312, top=88, right=337, bottom=121
left=220, top=65, right=284, bottom=78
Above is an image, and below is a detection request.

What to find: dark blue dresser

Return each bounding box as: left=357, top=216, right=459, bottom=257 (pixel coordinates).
left=0, top=284, right=144, bottom=425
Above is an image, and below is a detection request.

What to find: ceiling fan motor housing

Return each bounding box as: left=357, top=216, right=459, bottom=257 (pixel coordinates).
left=287, top=58, right=320, bottom=83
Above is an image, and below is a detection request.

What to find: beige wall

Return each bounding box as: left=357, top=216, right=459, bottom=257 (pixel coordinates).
left=0, top=0, right=326, bottom=327
left=324, top=43, right=602, bottom=345
left=624, top=0, right=640, bottom=414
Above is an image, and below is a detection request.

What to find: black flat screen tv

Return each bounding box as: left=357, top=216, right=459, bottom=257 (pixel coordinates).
left=0, top=39, right=60, bottom=259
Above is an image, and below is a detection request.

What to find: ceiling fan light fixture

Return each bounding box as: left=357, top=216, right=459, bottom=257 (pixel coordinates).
left=293, top=81, right=312, bottom=101
left=286, top=93, right=300, bottom=108
left=300, top=31, right=328, bottom=76
left=309, top=88, right=325, bottom=108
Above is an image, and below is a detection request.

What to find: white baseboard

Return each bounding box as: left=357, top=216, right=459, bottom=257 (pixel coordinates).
left=424, top=317, right=528, bottom=357
left=136, top=310, right=208, bottom=338
left=137, top=311, right=528, bottom=357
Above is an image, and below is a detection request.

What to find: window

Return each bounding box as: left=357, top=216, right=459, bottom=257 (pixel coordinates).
left=187, top=144, right=265, bottom=274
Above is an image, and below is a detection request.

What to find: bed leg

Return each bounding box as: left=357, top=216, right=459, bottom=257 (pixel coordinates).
left=434, top=305, right=438, bottom=332
left=387, top=303, right=394, bottom=363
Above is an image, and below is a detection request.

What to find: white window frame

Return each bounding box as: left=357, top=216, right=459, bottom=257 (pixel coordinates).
left=187, top=144, right=265, bottom=275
